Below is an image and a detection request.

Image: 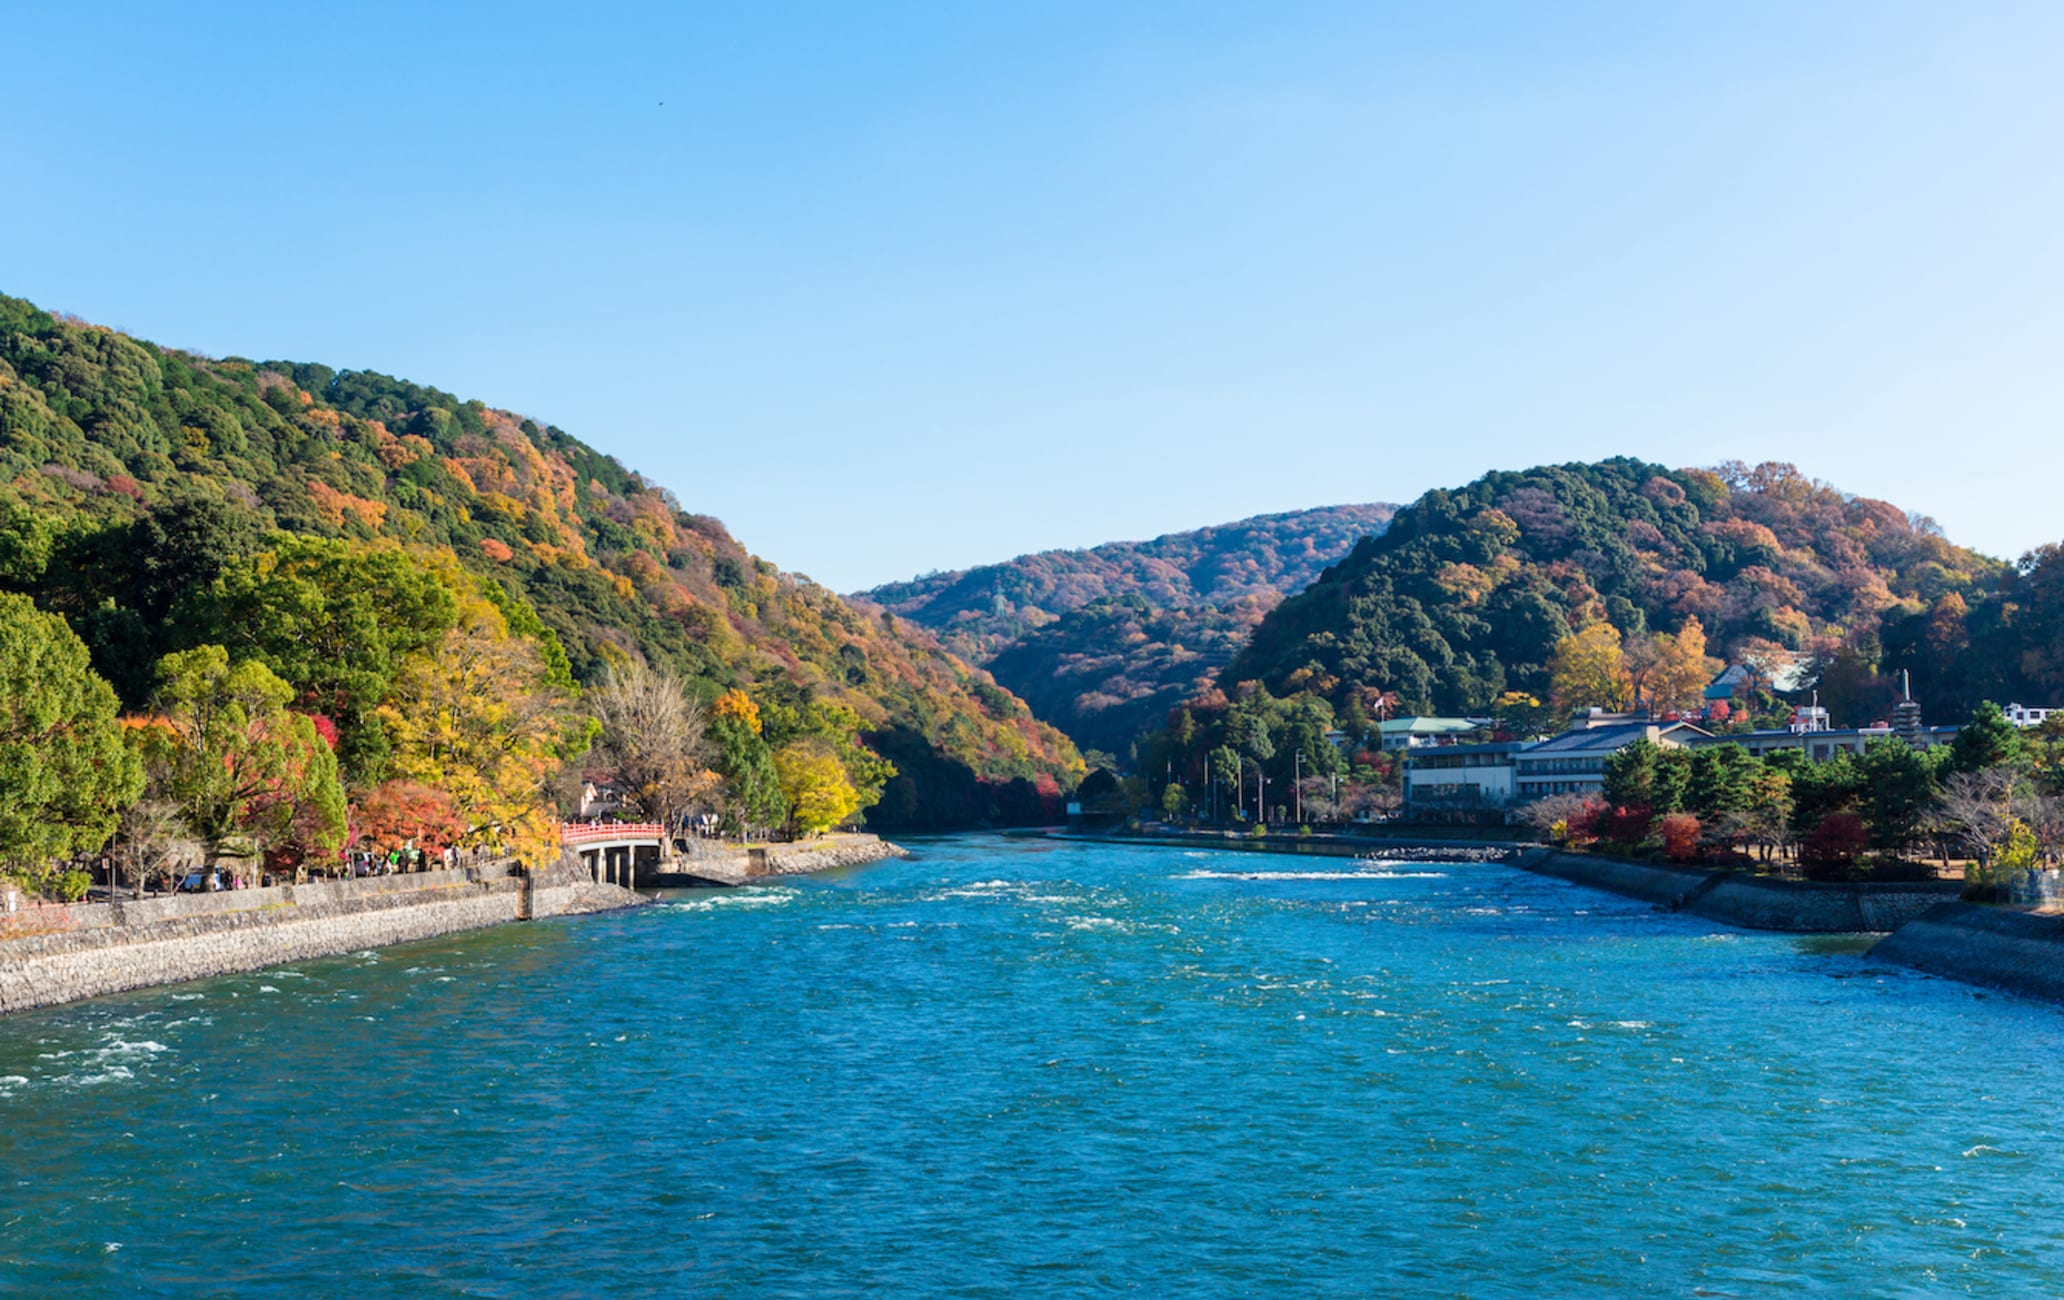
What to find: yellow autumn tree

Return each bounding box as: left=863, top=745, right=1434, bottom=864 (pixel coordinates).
left=376, top=584, right=584, bottom=866
left=1549, top=621, right=1633, bottom=713
left=773, top=737, right=860, bottom=837
left=1646, top=616, right=1721, bottom=713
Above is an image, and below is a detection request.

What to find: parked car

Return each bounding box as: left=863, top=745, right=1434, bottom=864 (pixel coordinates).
left=175, top=870, right=222, bottom=894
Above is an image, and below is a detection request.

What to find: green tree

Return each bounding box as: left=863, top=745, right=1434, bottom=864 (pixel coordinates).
left=1601, top=739, right=1689, bottom=812
left=1775, top=750, right=1864, bottom=841
left=0, top=592, right=143, bottom=894
left=1160, top=782, right=1189, bottom=819
left=1950, top=701, right=2023, bottom=775
left=1858, top=739, right=1940, bottom=855
left=1685, top=743, right=1758, bottom=821
left=709, top=691, right=789, bottom=835
left=194, top=537, right=459, bottom=780
left=141, top=646, right=346, bottom=878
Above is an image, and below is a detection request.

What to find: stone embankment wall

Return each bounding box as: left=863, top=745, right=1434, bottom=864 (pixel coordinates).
left=1519, top=850, right=1962, bottom=933
left=755, top=834, right=910, bottom=877
left=1870, top=904, right=2064, bottom=1005
left=0, top=859, right=643, bottom=1017
left=650, top=832, right=908, bottom=886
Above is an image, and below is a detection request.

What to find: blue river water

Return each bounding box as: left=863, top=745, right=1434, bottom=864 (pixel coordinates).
left=5, top=836, right=2064, bottom=1296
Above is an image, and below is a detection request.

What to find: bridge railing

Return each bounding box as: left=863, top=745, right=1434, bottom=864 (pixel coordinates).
left=560, top=822, right=666, bottom=846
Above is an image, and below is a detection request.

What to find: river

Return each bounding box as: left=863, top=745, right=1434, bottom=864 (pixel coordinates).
left=4, top=836, right=2063, bottom=1295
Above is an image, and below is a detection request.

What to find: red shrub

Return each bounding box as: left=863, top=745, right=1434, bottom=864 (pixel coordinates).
left=1564, top=797, right=1609, bottom=844
left=1659, top=813, right=1702, bottom=862
left=1605, top=804, right=1654, bottom=846
left=302, top=712, right=340, bottom=750
left=1802, top=812, right=1869, bottom=870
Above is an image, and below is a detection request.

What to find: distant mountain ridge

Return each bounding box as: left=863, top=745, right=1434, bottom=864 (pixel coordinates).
left=859, top=503, right=1396, bottom=755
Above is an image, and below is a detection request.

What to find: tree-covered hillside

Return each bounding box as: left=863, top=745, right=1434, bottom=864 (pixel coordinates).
left=860, top=504, right=1394, bottom=756
left=1224, top=458, right=2008, bottom=721
left=979, top=595, right=1274, bottom=759
left=863, top=504, right=1395, bottom=661
left=0, top=293, right=1081, bottom=831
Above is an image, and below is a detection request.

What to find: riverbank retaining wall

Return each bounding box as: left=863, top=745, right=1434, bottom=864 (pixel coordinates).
left=0, top=859, right=643, bottom=1017
left=647, top=832, right=908, bottom=886
left=1520, top=850, right=1961, bottom=932
left=1870, top=904, right=2064, bottom=1005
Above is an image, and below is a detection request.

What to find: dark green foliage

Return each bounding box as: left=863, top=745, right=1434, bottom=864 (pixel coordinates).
left=1602, top=739, right=1691, bottom=814
left=1684, top=743, right=1758, bottom=820
left=1771, top=750, right=1865, bottom=840
left=1224, top=458, right=2003, bottom=718
left=1949, top=701, right=2023, bottom=774
left=709, top=711, right=787, bottom=833
left=1857, top=738, right=1941, bottom=852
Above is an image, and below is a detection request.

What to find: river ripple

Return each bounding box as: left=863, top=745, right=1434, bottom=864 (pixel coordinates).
left=3, top=836, right=2063, bottom=1296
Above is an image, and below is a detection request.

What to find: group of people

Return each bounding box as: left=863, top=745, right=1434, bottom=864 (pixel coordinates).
left=346, top=844, right=470, bottom=877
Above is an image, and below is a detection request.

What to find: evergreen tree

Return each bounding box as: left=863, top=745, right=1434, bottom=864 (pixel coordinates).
left=1858, top=738, right=1939, bottom=854
left=1950, top=701, right=2023, bottom=774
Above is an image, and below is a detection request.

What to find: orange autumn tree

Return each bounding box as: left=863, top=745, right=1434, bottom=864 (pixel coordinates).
left=352, top=781, right=466, bottom=857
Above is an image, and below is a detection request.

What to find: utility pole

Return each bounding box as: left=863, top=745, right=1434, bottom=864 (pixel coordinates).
left=1295, top=749, right=1303, bottom=825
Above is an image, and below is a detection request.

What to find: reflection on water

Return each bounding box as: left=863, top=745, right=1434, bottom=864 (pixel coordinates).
left=5, top=836, right=2063, bottom=1296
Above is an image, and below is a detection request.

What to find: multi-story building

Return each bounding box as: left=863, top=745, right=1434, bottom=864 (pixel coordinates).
left=1512, top=722, right=1710, bottom=801
left=1401, top=722, right=1709, bottom=811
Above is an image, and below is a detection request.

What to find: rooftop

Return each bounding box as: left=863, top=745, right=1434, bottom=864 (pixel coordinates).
left=1519, top=721, right=1710, bottom=756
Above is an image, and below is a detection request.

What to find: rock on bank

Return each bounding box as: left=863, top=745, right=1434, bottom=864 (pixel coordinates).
left=0, top=856, right=643, bottom=1017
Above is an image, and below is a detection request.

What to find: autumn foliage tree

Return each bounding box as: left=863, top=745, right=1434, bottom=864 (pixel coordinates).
left=352, top=781, right=466, bottom=856
left=140, top=646, right=347, bottom=880
left=774, top=737, right=862, bottom=837
left=1549, top=622, right=1633, bottom=714
left=376, top=584, right=586, bottom=867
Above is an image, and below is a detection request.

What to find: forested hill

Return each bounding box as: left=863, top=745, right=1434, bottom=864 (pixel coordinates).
left=1221, top=457, right=2056, bottom=725
left=861, top=504, right=1395, bottom=662
left=0, top=293, right=1082, bottom=829
left=858, top=504, right=1395, bottom=757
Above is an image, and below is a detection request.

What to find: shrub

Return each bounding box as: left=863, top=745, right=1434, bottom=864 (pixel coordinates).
left=53, top=869, right=91, bottom=903
left=1604, top=804, right=1653, bottom=847
left=1563, top=796, right=1609, bottom=845
left=1801, top=812, right=1869, bottom=877
left=1659, top=813, right=1702, bottom=863
left=1248, top=822, right=1268, bottom=838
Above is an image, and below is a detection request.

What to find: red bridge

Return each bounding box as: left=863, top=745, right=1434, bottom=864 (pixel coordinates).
left=560, top=822, right=667, bottom=887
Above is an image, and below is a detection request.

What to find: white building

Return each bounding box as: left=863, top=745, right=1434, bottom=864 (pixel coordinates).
left=2004, top=704, right=2057, bottom=729
left=1401, top=742, right=1526, bottom=809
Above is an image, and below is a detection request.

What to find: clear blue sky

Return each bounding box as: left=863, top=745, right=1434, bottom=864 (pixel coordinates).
left=9, top=2, right=2063, bottom=591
